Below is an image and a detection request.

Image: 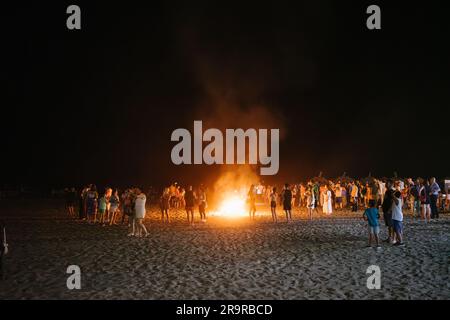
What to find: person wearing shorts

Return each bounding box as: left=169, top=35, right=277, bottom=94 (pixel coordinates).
left=391, top=191, right=405, bottom=246
left=109, top=189, right=120, bottom=226
left=363, top=200, right=381, bottom=248
left=282, top=184, right=293, bottom=222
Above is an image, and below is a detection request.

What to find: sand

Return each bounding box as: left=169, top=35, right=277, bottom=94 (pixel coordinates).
left=0, top=199, right=449, bottom=300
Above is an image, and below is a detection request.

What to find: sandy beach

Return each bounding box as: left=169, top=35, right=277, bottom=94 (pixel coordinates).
left=1, top=199, right=449, bottom=300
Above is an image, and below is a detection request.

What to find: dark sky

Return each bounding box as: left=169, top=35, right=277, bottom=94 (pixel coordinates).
left=2, top=1, right=450, bottom=188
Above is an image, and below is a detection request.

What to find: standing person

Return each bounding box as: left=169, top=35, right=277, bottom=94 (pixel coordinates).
left=351, top=181, right=359, bottom=212
left=312, top=182, right=320, bottom=213
left=410, top=179, right=421, bottom=218
left=319, top=185, right=326, bottom=208
left=198, top=188, right=207, bottom=222
left=65, top=188, right=76, bottom=218
left=362, top=183, right=370, bottom=208
left=420, top=181, right=431, bottom=222
left=429, top=177, right=441, bottom=219
left=134, top=189, right=148, bottom=237
left=323, top=185, right=333, bottom=215
left=300, top=184, right=306, bottom=208
left=109, top=189, right=120, bottom=226
left=86, top=185, right=98, bottom=224
left=104, top=188, right=112, bottom=224
left=0, top=220, right=8, bottom=280
left=371, top=181, right=379, bottom=209
left=79, top=186, right=89, bottom=220
left=391, top=191, right=405, bottom=246
left=160, top=188, right=171, bottom=223
left=381, top=187, right=395, bottom=244
left=247, top=185, right=257, bottom=220
left=341, top=184, right=348, bottom=208
left=281, top=183, right=293, bottom=222
left=270, top=187, right=278, bottom=223
left=334, top=182, right=343, bottom=210
left=98, top=192, right=108, bottom=226
left=306, top=190, right=315, bottom=220
left=184, top=186, right=196, bottom=226
left=121, top=190, right=132, bottom=225
left=378, top=179, right=386, bottom=205
left=363, top=200, right=381, bottom=248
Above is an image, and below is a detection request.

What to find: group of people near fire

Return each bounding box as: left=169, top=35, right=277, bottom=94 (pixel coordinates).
left=65, top=176, right=448, bottom=244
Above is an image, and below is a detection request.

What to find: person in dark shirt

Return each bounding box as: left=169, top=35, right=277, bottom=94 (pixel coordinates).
left=381, top=185, right=395, bottom=243
left=184, top=186, right=196, bottom=226
left=282, top=183, right=293, bottom=222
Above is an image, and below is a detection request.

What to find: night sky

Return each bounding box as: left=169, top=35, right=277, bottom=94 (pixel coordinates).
left=3, top=1, right=450, bottom=189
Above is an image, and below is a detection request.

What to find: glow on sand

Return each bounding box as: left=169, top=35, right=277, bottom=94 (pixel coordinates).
left=213, top=194, right=248, bottom=218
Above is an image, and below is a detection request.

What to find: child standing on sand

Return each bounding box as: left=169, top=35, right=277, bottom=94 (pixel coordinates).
left=363, top=200, right=381, bottom=249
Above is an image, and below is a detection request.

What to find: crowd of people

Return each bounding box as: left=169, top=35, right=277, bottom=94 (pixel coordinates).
left=69, top=183, right=208, bottom=236
left=64, top=177, right=448, bottom=241
left=260, top=176, right=447, bottom=220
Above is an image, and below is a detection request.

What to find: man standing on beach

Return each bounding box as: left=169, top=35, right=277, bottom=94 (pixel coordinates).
left=184, top=186, right=196, bottom=225
left=281, top=183, right=293, bottom=222
left=429, top=177, right=441, bottom=219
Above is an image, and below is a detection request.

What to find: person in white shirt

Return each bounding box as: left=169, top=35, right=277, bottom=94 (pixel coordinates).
left=133, top=190, right=148, bottom=237
left=391, top=191, right=405, bottom=246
